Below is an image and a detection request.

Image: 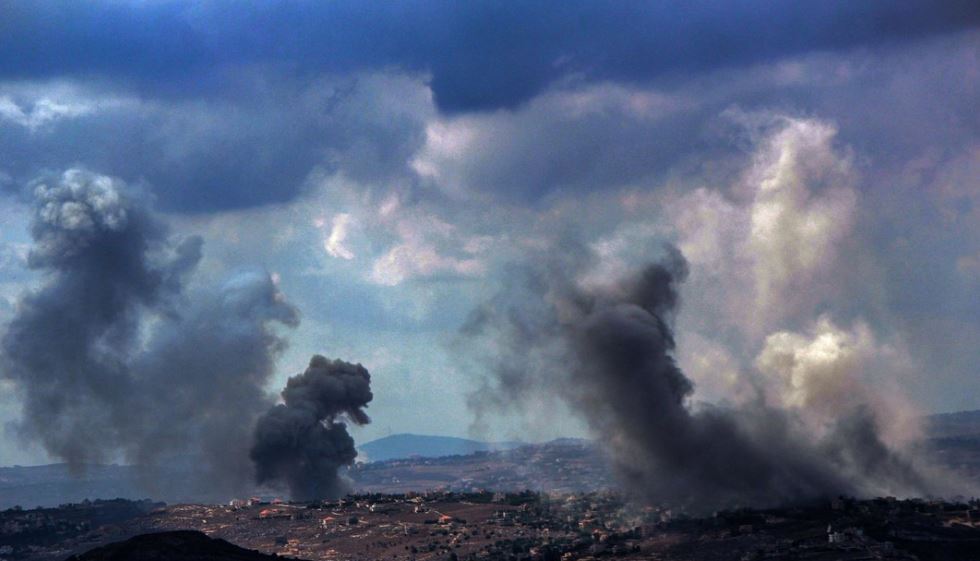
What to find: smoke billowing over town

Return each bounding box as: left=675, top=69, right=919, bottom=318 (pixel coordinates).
left=0, top=2, right=979, bottom=560
left=0, top=171, right=374, bottom=502
left=462, top=244, right=952, bottom=511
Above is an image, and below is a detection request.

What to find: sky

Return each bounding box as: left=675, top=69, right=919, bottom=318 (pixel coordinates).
left=0, top=1, right=978, bottom=468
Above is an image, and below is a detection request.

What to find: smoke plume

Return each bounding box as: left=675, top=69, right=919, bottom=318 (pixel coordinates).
left=463, top=244, right=948, bottom=510
left=0, top=169, right=298, bottom=500
left=250, top=355, right=373, bottom=500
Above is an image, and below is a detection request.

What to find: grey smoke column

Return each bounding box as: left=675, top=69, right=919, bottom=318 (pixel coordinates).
left=251, top=355, right=373, bottom=501
left=0, top=169, right=298, bottom=500
left=463, top=244, right=935, bottom=510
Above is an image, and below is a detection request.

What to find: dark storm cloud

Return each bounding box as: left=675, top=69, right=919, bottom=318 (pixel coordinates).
left=418, top=97, right=730, bottom=202
left=0, top=74, right=429, bottom=212
left=0, top=169, right=299, bottom=500
left=2, top=2, right=975, bottom=213
left=462, top=243, right=944, bottom=510
left=1, top=1, right=977, bottom=113
left=251, top=356, right=373, bottom=501
left=407, top=30, right=979, bottom=204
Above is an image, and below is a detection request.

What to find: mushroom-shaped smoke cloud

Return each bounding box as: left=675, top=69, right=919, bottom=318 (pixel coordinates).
left=250, top=355, right=373, bottom=501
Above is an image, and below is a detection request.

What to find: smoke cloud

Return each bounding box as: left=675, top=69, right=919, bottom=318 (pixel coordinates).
left=0, top=169, right=299, bottom=500
left=463, top=243, right=951, bottom=511
left=250, top=355, right=373, bottom=501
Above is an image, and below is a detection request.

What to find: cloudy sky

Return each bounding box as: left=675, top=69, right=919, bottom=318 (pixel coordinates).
left=1, top=1, right=978, bottom=467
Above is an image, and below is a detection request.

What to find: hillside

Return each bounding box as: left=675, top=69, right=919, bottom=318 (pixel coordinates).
left=926, top=409, right=980, bottom=438
left=66, top=531, right=291, bottom=561
left=2, top=418, right=980, bottom=508
left=356, top=433, right=523, bottom=462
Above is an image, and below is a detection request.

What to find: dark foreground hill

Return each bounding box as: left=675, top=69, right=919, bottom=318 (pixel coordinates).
left=65, top=531, right=299, bottom=561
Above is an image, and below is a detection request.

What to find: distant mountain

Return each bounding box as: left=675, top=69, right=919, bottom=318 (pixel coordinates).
left=66, top=531, right=288, bottom=561
left=357, top=433, right=523, bottom=462
left=926, top=409, right=980, bottom=438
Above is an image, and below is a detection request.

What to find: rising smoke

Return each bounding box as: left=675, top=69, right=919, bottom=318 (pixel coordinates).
left=0, top=169, right=303, bottom=500
left=463, top=243, right=950, bottom=511
left=250, top=355, right=373, bottom=501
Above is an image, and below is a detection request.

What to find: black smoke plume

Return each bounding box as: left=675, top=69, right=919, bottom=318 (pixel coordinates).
left=462, top=244, right=942, bottom=511
left=0, top=169, right=298, bottom=500
left=250, top=356, right=373, bottom=500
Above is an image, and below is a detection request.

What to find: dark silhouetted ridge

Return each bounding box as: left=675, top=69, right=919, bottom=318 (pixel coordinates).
left=66, top=531, right=299, bottom=561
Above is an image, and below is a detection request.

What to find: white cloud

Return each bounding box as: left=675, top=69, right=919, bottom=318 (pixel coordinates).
left=368, top=207, right=487, bottom=286
left=370, top=242, right=484, bottom=287
left=322, top=213, right=355, bottom=260
left=0, top=94, right=95, bottom=131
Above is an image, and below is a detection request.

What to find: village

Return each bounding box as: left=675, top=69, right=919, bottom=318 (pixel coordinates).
left=4, top=492, right=980, bottom=561
left=350, top=440, right=613, bottom=495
